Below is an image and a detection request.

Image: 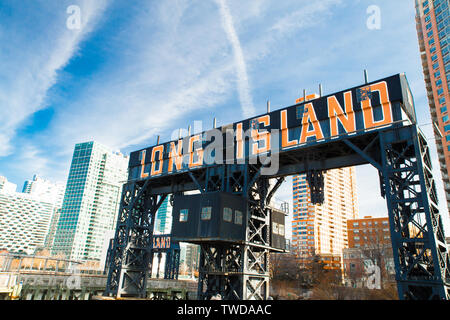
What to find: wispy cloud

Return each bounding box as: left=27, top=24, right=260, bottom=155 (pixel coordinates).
left=215, top=0, right=256, bottom=118
left=0, top=0, right=108, bottom=156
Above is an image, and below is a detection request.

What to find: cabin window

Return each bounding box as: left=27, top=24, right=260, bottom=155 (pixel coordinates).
left=273, top=222, right=279, bottom=235
left=179, top=209, right=189, bottom=222
left=235, top=210, right=243, bottom=225
left=223, top=207, right=233, bottom=222
left=201, top=207, right=212, bottom=220
left=279, top=224, right=285, bottom=236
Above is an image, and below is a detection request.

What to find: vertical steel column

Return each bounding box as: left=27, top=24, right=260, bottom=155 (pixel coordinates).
left=197, top=164, right=273, bottom=300
left=380, top=125, right=450, bottom=300
left=104, top=180, right=167, bottom=298
left=164, top=247, right=180, bottom=280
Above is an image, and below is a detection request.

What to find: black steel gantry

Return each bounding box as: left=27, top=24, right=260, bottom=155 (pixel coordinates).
left=104, top=73, right=450, bottom=300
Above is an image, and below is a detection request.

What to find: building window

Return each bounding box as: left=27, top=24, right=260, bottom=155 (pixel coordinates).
left=445, top=124, right=450, bottom=132
left=436, top=79, right=443, bottom=86
left=441, top=106, right=447, bottom=113
left=433, top=62, right=440, bottom=69
left=235, top=210, right=243, bottom=225
left=279, top=224, right=285, bottom=236
left=179, top=209, right=189, bottom=222
left=443, top=115, right=449, bottom=123
left=223, top=207, right=233, bottom=222
left=440, top=97, right=446, bottom=104
left=201, top=207, right=212, bottom=220
left=438, top=88, right=445, bottom=96
left=273, top=222, right=279, bottom=234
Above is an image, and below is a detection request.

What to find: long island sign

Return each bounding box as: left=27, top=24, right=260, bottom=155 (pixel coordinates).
left=128, top=74, right=416, bottom=181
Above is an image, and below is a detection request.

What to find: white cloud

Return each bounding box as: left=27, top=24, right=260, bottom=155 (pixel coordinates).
left=0, top=0, right=108, bottom=157
left=215, top=0, right=256, bottom=118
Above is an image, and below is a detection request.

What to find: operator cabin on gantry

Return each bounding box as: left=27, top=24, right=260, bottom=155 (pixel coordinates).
left=171, top=192, right=287, bottom=250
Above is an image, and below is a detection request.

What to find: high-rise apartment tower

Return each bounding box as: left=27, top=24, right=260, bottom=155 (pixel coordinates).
left=415, top=0, right=450, bottom=210
left=52, top=141, right=128, bottom=261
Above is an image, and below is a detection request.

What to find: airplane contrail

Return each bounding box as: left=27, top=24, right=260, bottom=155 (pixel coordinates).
left=216, top=0, right=256, bottom=118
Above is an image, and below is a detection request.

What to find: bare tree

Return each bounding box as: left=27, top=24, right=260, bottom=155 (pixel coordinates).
left=359, top=226, right=394, bottom=289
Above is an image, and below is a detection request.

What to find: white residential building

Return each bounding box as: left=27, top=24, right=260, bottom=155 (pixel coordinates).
left=0, top=176, right=17, bottom=194
left=22, top=174, right=65, bottom=207
left=0, top=190, right=56, bottom=254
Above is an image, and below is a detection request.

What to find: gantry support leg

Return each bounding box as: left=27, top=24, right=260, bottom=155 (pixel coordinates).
left=197, top=165, right=273, bottom=300
left=380, top=125, right=450, bottom=300
left=104, top=180, right=167, bottom=298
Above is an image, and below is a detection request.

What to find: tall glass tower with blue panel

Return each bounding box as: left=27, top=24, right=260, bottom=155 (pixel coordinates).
left=52, top=141, right=129, bottom=262
left=154, top=196, right=172, bottom=235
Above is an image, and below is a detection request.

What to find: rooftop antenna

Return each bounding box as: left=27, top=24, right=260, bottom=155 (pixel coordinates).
left=267, top=100, right=271, bottom=113
left=188, top=125, right=191, bottom=136
left=303, top=89, right=307, bottom=101
left=178, top=128, right=182, bottom=139
left=364, top=69, right=369, bottom=84
left=213, top=118, right=217, bottom=129
left=319, top=84, right=323, bottom=98
left=156, top=135, right=160, bottom=145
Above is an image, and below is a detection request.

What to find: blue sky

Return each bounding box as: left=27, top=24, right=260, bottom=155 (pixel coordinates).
left=1, top=0, right=449, bottom=233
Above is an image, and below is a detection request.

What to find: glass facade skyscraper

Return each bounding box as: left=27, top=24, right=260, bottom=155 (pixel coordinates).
left=52, top=141, right=128, bottom=261
left=154, top=196, right=173, bottom=235
left=415, top=0, right=450, bottom=210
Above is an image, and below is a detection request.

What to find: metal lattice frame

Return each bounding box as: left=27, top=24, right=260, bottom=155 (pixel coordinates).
left=379, top=126, right=450, bottom=300
left=196, top=165, right=280, bottom=300
left=104, top=122, right=450, bottom=300
left=164, top=248, right=180, bottom=280
left=104, top=181, right=167, bottom=297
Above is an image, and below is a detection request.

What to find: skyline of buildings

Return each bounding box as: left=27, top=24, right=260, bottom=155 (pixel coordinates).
left=1, top=0, right=450, bottom=271
left=415, top=0, right=450, bottom=211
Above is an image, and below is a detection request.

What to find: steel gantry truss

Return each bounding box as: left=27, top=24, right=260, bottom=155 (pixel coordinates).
left=104, top=124, right=450, bottom=300
left=195, top=164, right=283, bottom=300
